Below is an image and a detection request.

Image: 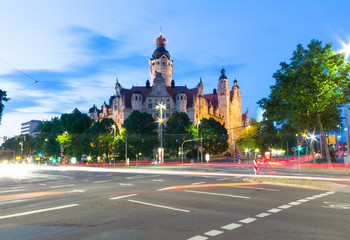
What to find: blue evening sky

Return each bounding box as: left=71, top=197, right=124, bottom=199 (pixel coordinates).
left=1, top=0, right=350, bottom=141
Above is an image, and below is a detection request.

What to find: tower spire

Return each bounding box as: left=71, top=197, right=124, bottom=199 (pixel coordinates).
left=160, top=24, right=162, bottom=36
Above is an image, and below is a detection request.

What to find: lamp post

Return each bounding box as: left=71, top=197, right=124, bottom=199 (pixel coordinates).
left=197, top=121, right=201, bottom=163
left=246, top=125, right=250, bottom=161
left=155, top=102, right=166, bottom=164
left=112, top=125, right=116, bottom=165
left=65, top=131, right=69, bottom=163
left=182, top=139, right=196, bottom=164
left=20, top=142, right=23, bottom=161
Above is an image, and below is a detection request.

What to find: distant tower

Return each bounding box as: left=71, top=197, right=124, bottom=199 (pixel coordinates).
left=176, top=89, right=187, bottom=113
left=131, top=90, right=142, bottom=111
left=149, top=33, right=174, bottom=86
left=217, top=68, right=230, bottom=125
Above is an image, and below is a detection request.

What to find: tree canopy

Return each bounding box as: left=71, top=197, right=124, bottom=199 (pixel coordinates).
left=0, top=90, right=9, bottom=123
left=258, top=39, right=350, bottom=163
left=199, top=117, right=228, bottom=155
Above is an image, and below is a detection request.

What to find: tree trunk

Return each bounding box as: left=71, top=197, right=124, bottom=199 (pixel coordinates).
left=316, top=113, right=332, bottom=165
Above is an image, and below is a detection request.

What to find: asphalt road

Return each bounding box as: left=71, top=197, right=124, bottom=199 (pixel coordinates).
left=0, top=164, right=349, bottom=240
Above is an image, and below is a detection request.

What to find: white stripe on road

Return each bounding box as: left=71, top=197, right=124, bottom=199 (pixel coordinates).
left=0, top=189, right=25, bottom=194
left=0, top=195, right=44, bottom=203
left=289, top=201, right=301, bottom=206
left=49, top=184, right=75, bottom=188
left=306, top=197, right=316, bottom=200
left=128, top=200, right=190, bottom=213
left=278, top=205, right=292, bottom=209
left=267, top=208, right=282, bottom=213
left=191, top=182, right=206, bottom=185
left=157, top=186, right=176, bottom=191
left=185, top=190, right=250, bottom=199
left=126, top=175, right=159, bottom=179
left=0, top=204, right=79, bottom=220
left=110, top=194, right=138, bottom=200
left=187, top=236, right=208, bottom=240
left=297, top=199, right=309, bottom=203
left=231, top=186, right=280, bottom=191
left=94, top=180, right=113, bottom=183
left=221, top=223, right=242, bottom=230
left=256, top=212, right=271, bottom=218
left=239, top=218, right=256, bottom=224
left=204, top=230, right=223, bottom=237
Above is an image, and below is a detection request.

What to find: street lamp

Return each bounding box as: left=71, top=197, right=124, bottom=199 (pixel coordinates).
left=197, top=120, right=201, bottom=163
left=155, top=102, right=166, bottom=164
left=246, top=125, right=250, bottom=161
left=181, top=139, right=196, bottom=164
left=19, top=142, right=23, bottom=161
left=112, top=124, right=116, bottom=165
left=65, top=131, right=69, bottom=163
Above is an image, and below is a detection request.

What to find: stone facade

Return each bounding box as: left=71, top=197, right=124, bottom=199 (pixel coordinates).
left=88, top=34, right=247, bottom=151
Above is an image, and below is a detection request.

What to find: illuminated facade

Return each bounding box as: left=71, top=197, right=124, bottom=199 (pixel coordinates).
left=88, top=34, right=247, bottom=151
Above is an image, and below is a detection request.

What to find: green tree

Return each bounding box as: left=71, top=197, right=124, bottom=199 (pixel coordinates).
left=199, top=117, right=228, bottom=155
left=34, top=118, right=62, bottom=157
left=123, top=110, right=157, bottom=158
left=60, top=110, right=92, bottom=159
left=258, top=40, right=350, bottom=164
left=0, top=90, right=9, bottom=123
left=164, top=112, right=195, bottom=157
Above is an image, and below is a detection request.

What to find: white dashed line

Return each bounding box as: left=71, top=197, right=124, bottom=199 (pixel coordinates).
left=0, top=189, right=25, bottom=194
left=110, top=194, right=138, bottom=200
left=49, top=184, right=75, bottom=188
left=204, top=230, right=223, bottom=236
left=185, top=190, right=250, bottom=199
left=239, top=218, right=256, bottom=224
left=157, top=186, right=176, bottom=191
left=256, top=212, right=271, bottom=218
left=289, top=201, right=301, bottom=206
left=191, top=182, right=206, bottom=185
left=128, top=200, right=190, bottom=213
left=94, top=180, right=113, bottom=183
left=306, top=197, right=316, bottom=200
left=278, top=205, right=292, bottom=209
left=297, top=199, right=309, bottom=203
left=267, top=208, right=282, bottom=213
left=221, top=223, right=242, bottom=230
left=187, top=236, right=208, bottom=240
left=0, top=204, right=79, bottom=220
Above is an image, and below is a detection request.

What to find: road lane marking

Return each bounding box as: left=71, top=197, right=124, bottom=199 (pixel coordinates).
left=191, top=182, right=206, bottom=185
left=38, top=184, right=47, bottom=186
left=184, top=190, right=250, bottom=199
left=204, top=230, right=223, bottom=236
left=157, top=182, right=262, bottom=191
left=256, top=212, right=271, bottom=218
left=94, top=180, right=113, bottom=183
left=187, top=236, right=208, bottom=240
left=68, top=189, right=86, bottom=193
left=221, top=223, right=242, bottom=230
left=232, top=186, right=280, bottom=191
left=0, top=189, right=25, bottom=194
left=278, top=205, right=292, bottom=209
left=119, top=183, right=133, bottom=186
left=289, top=201, right=301, bottom=206
left=0, top=195, right=44, bottom=202
left=126, top=175, right=160, bottom=179
left=306, top=197, right=316, bottom=200
left=128, top=200, right=190, bottom=213
left=297, top=199, right=309, bottom=203
left=267, top=208, right=282, bottom=213
left=216, top=178, right=230, bottom=181
left=49, top=184, right=75, bottom=188
left=152, top=179, right=164, bottom=181
left=157, top=186, right=176, bottom=191
left=0, top=204, right=79, bottom=220
left=239, top=218, right=256, bottom=224
left=110, top=194, right=138, bottom=200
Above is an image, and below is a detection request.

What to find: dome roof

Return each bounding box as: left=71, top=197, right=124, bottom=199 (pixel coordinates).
left=219, top=68, right=227, bottom=79
left=152, top=35, right=170, bottom=59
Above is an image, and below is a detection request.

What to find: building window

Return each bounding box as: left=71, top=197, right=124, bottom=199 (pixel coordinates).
left=148, top=104, right=152, bottom=109
left=181, top=96, right=183, bottom=100
left=167, top=99, right=170, bottom=102
left=166, top=104, right=170, bottom=109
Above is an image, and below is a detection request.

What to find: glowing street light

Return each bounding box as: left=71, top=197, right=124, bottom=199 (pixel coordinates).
left=155, top=102, right=166, bottom=163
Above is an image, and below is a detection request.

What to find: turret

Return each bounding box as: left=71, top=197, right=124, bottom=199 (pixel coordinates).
left=131, top=90, right=142, bottom=111
left=149, top=34, right=174, bottom=86
left=217, top=69, right=230, bottom=124
left=176, top=89, right=187, bottom=113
